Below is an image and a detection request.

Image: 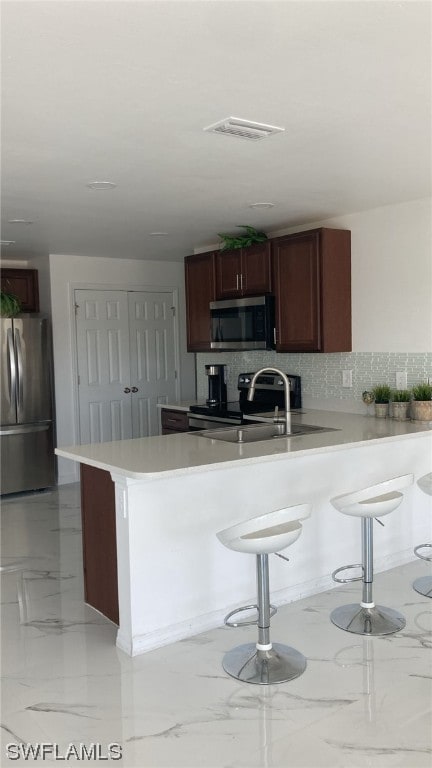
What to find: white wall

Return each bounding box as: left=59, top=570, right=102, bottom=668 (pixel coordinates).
left=49, top=253, right=196, bottom=484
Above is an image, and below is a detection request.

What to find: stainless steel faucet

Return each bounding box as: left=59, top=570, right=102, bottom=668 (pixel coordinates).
left=247, top=367, right=292, bottom=435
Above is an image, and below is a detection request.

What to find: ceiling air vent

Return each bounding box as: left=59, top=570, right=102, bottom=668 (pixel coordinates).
left=204, top=117, right=285, bottom=141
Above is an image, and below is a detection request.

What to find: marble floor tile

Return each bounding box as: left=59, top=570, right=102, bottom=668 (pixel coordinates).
left=1, top=484, right=431, bottom=767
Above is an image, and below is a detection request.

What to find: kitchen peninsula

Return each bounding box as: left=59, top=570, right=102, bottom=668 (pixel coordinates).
left=56, top=411, right=432, bottom=657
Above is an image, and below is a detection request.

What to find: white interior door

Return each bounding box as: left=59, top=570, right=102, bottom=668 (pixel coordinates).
left=75, top=290, right=132, bottom=444
left=75, top=289, right=178, bottom=443
left=128, top=291, right=178, bottom=437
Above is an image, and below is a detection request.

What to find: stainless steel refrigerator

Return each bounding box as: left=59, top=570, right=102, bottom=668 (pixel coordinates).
left=1, top=316, right=55, bottom=494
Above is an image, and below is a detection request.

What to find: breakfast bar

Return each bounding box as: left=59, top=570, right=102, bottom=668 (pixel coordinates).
left=56, top=410, right=432, bottom=656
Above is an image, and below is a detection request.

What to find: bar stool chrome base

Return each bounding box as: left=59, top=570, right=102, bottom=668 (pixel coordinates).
left=222, top=642, right=307, bottom=685
left=330, top=603, right=406, bottom=635
left=413, top=575, right=432, bottom=598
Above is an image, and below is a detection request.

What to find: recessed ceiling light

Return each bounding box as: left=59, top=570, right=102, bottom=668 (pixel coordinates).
left=8, top=218, right=34, bottom=224
left=249, top=202, right=275, bottom=209
left=1, top=240, right=16, bottom=246
left=86, top=181, right=117, bottom=190
left=149, top=232, right=169, bottom=236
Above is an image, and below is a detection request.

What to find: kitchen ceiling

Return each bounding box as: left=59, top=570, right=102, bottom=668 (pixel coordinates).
left=1, top=0, right=430, bottom=263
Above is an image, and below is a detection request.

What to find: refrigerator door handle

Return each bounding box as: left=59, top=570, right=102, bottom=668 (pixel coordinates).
left=15, top=327, right=23, bottom=411
left=7, top=327, right=17, bottom=408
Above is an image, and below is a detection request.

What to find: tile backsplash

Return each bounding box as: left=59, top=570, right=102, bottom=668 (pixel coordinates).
left=195, top=351, right=432, bottom=413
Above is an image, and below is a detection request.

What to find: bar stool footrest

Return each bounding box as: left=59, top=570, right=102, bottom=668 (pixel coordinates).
left=332, top=563, right=364, bottom=584
left=224, top=603, right=277, bottom=628
left=414, top=543, right=432, bottom=563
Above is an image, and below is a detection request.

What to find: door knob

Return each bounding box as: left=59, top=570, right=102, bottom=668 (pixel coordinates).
left=131, top=387, right=139, bottom=393
left=124, top=387, right=131, bottom=393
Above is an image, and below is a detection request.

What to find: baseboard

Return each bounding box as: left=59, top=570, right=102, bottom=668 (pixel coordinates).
left=115, top=550, right=419, bottom=657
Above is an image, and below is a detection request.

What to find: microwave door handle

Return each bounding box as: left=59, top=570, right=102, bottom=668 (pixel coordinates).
left=7, top=327, right=17, bottom=408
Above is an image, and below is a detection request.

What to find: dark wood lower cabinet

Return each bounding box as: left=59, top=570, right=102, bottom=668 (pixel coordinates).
left=80, top=464, right=119, bottom=625
left=160, top=407, right=189, bottom=434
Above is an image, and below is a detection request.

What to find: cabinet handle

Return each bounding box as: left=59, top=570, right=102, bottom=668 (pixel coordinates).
left=273, top=327, right=276, bottom=345
left=240, top=273, right=244, bottom=290
left=131, top=386, right=139, bottom=393
left=236, top=274, right=239, bottom=290
left=124, top=387, right=131, bottom=393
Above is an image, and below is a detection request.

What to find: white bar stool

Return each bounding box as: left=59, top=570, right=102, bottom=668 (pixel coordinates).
left=216, top=503, right=311, bottom=685
left=330, top=474, right=413, bottom=635
left=413, top=472, right=432, bottom=598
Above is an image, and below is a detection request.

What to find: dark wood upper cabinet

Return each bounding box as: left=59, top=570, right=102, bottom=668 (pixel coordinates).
left=0, top=268, right=39, bottom=312
left=272, top=228, right=351, bottom=352
left=185, top=252, right=216, bottom=352
left=215, top=242, right=272, bottom=299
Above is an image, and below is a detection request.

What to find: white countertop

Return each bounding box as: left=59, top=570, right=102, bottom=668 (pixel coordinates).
left=56, top=409, right=432, bottom=480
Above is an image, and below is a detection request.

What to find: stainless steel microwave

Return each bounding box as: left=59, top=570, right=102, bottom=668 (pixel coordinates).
left=210, top=295, right=275, bottom=351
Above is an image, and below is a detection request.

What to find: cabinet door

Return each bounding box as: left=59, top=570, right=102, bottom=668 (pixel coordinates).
left=241, top=242, right=272, bottom=296
left=185, top=252, right=216, bottom=351
left=273, top=232, right=321, bottom=352
left=0, top=268, right=39, bottom=312
left=215, top=249, right=242, bottom=298
left=160, top=408, right=189, bottom=434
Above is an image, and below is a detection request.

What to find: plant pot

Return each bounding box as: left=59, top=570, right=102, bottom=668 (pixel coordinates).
left=411, top=400, right=432, bottom=423
left=374, top=403, right=388, bottom=418
left=392, top=402, right=410, bottom=421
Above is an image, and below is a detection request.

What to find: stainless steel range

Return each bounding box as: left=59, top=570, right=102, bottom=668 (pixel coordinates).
left=188, top=372, right=302, bottom=430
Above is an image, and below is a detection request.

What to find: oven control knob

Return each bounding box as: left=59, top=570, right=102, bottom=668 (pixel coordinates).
left=277, top=379, right=283, bottom=385
left=244, top=377, right=251, bottom=384
left=239, top=377, right=245, bottom=383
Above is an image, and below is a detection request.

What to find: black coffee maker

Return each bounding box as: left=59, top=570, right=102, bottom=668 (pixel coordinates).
left=205, top=364, right=227, bottom=406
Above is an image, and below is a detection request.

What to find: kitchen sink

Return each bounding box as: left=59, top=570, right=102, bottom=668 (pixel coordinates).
left=193, top=422, right=338, bottom=444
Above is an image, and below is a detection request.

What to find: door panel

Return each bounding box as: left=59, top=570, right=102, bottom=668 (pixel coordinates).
left=128, top=292, right=177, bottom=437
left=76, top=289, right=178, bottom=444
left=76, top=290, right=132, bottom=444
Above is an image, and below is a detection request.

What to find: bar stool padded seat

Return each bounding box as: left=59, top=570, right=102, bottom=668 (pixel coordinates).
left=217, top=506, right=309, bottom=555
left=331, top=476, right=413, bottom=518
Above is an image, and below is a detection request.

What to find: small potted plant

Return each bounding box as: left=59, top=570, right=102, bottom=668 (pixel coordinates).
left=371, top=384, right=392, bottom=418
left=391, top=389, right=411, bottom=421
left=0, top=290, right=21, bottom=318
left=411, top=383, right=432, bottom=422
